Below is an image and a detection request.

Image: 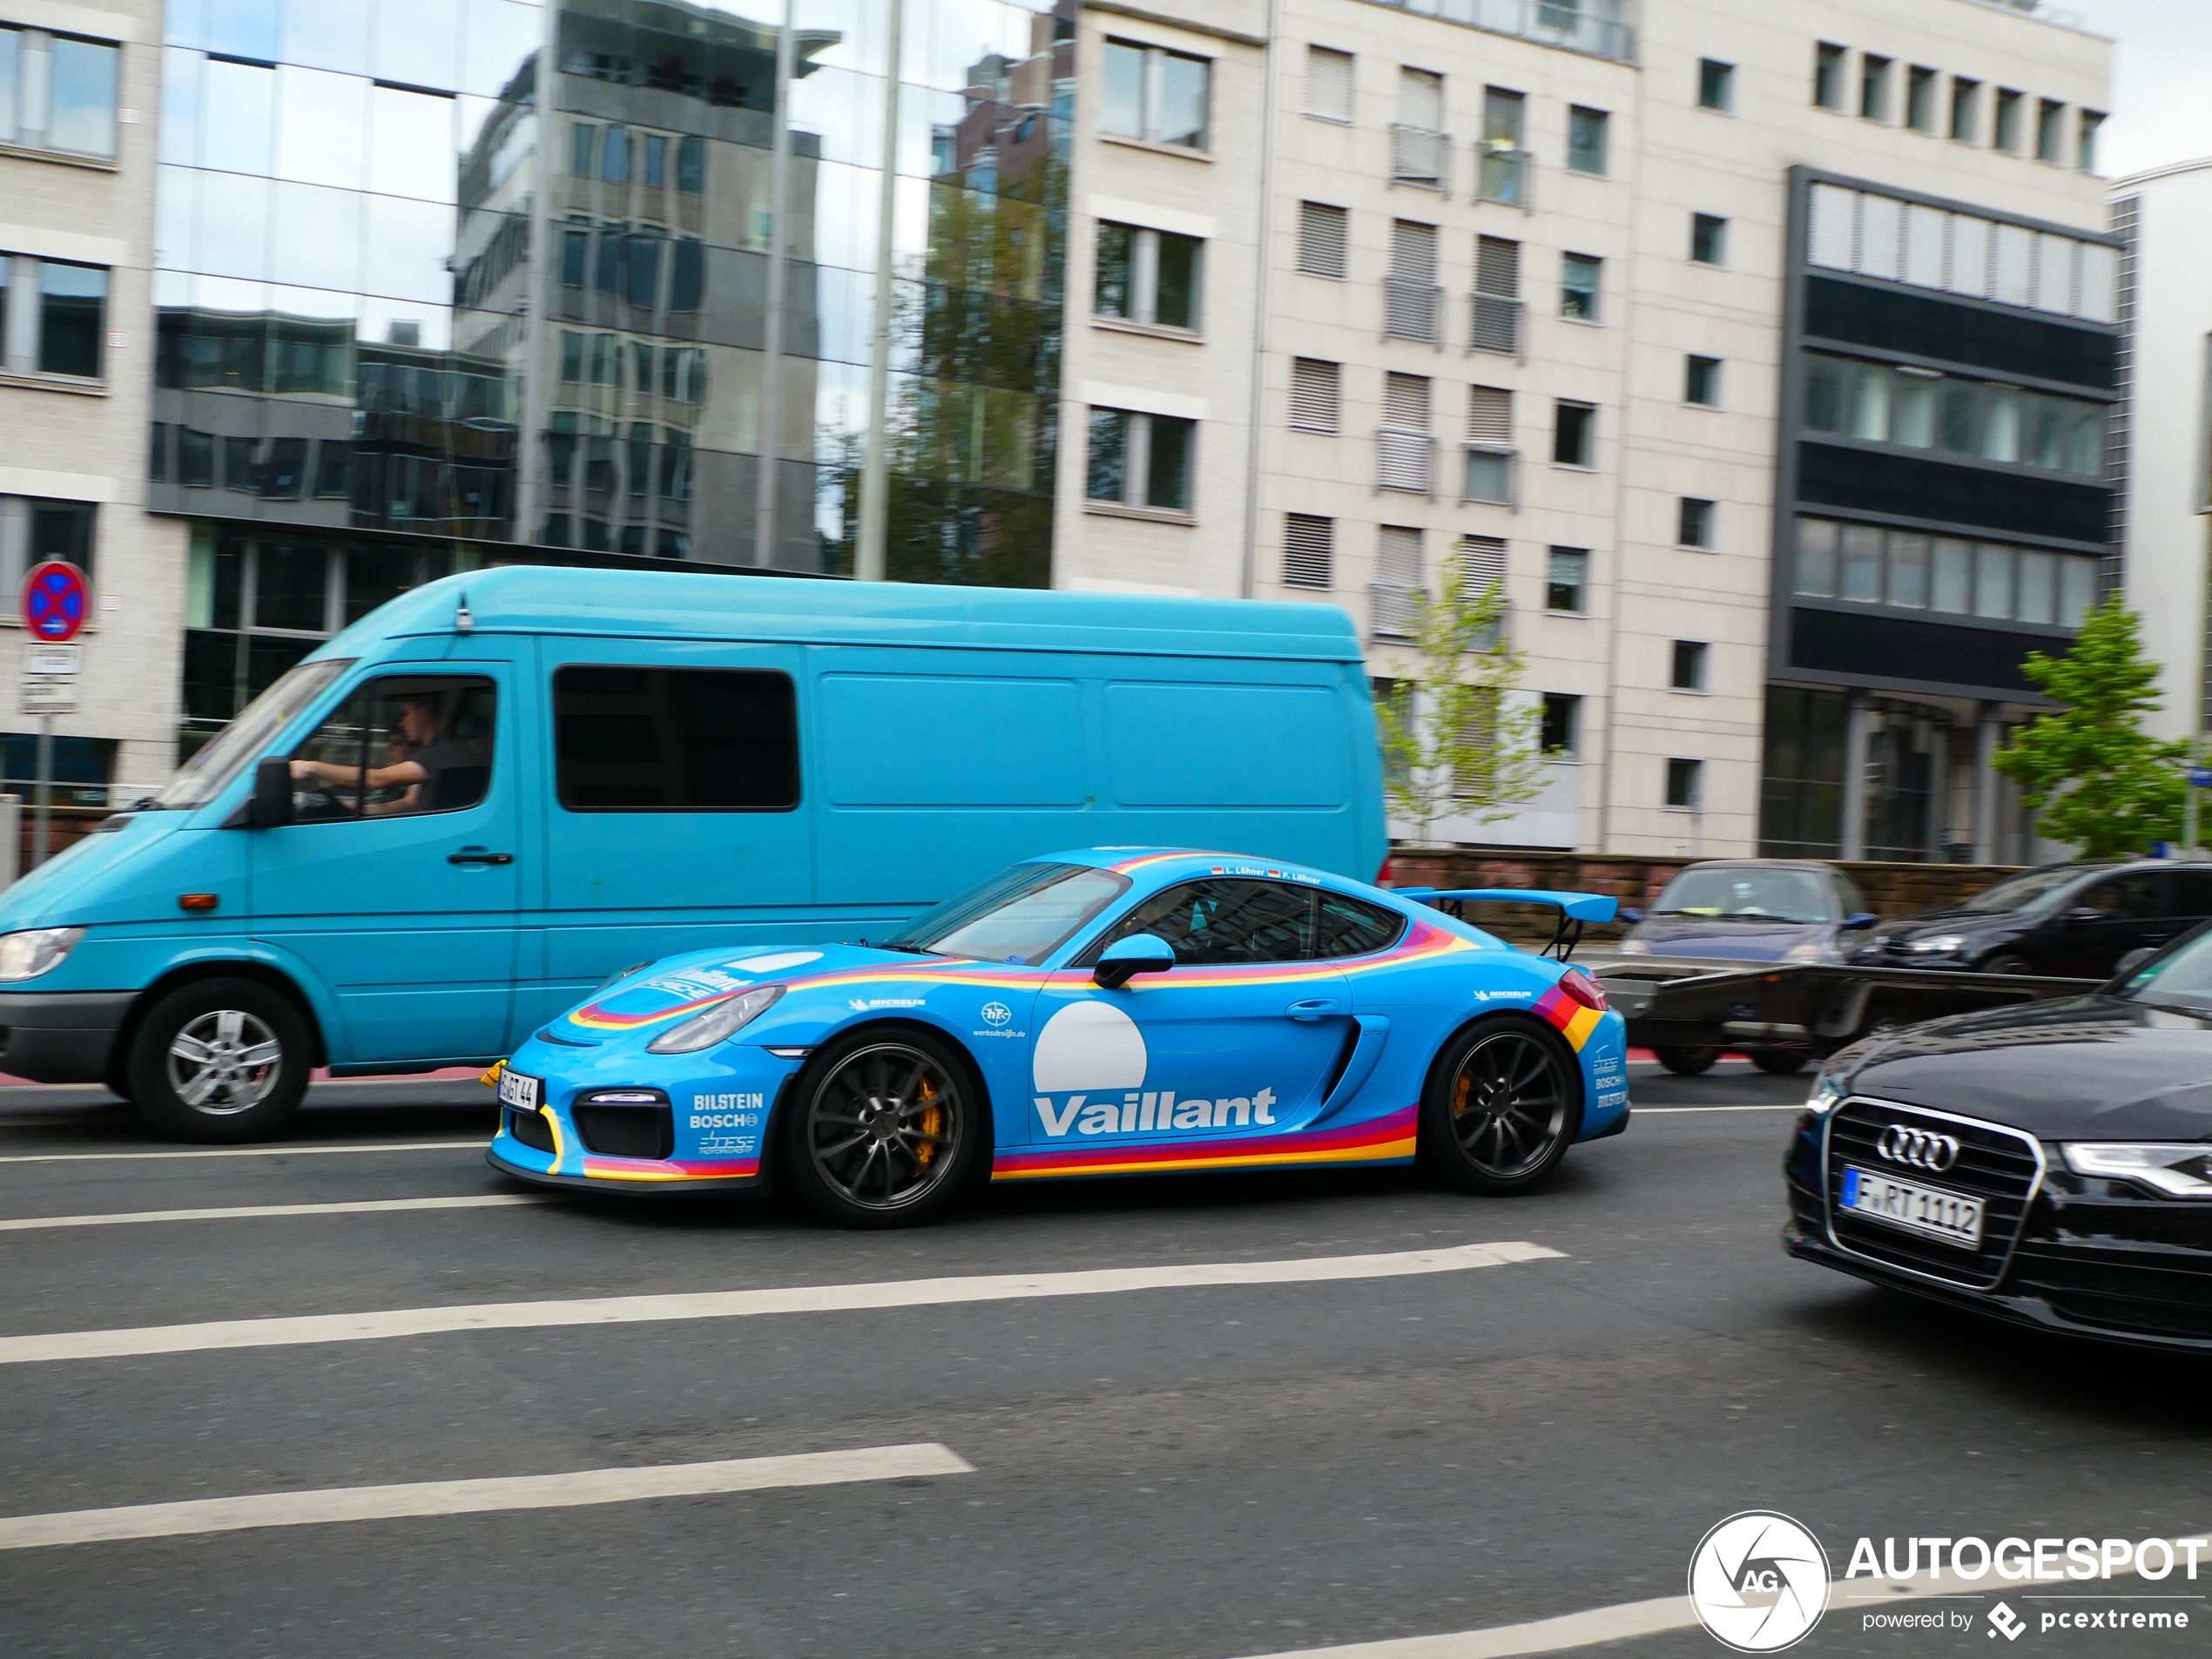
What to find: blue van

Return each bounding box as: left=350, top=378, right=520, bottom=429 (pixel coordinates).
left=0, top=568, right=1386, bottom=1140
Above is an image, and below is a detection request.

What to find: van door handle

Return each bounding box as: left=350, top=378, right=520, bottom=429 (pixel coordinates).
left=448, top=849, right=514, bottom=866
left=1285, top=997, right=1342, bottom=1022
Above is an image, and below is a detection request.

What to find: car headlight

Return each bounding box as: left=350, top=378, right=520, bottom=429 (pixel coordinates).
left=2061, top=1143, right=2212, bottom=1199
left=0, top=927, right=84, bottom=981
left=644, top=984, right=784, bottom=1054
left=1804, top=1074, right=1846, bottom=1118
left=1615, top=938, right=1650, bottom=955
left=1783, top=940, right=1832, bottom=963
left=1905, top=934, right=1966, bottom=954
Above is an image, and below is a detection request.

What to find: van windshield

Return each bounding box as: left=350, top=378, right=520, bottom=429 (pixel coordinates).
left=879, top=862, right=1131, bottom=966
left=147, top=659, right=353, bottom=811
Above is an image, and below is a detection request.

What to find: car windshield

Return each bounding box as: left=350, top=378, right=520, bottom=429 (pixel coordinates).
left=2123, top=929, right=2212, bottom=1011
left=1650, top=867, right=1834, bottom=923
left=877, top=861, right=1131, bottom=965
left=147, top=659, right=353, bottom=811
left=1958, top=865, right=2091, bottom=914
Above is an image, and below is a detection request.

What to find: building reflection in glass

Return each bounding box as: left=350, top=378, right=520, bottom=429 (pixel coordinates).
left=148, top=0, right=1071, bottom=742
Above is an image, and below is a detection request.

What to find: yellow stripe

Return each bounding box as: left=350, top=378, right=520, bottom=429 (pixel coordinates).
left=993, top=1134, right=1418, bottom=1182
left=1561, top=1005, right=1602, bottom=1051
left=580, top=1164, right=759, bottom=1184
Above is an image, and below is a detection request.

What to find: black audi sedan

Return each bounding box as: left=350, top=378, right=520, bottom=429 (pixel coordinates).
left=1784, top=925, right=2212, bottom=1349
left=1850, top=860, right=2212, bottom=980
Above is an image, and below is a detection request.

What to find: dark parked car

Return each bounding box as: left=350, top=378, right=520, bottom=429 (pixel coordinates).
left=1851, top=860, right=2212, bottom=981
left=1784, top=923, right=2212, bottom=1352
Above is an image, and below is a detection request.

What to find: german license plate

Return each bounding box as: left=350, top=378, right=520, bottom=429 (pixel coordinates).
left=1841, top=1164, right=1984, bottom=1247
left=497, top=1068, right=541, bottom=1112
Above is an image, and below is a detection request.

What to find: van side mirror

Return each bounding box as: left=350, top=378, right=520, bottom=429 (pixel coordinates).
left=1094, top=933, right=1176, bottom=990
left=1843, top=912, right=1878, bottom=931
left=2114, top=947, right=2155, bottom=979
left=249, top=757, right=294, bottom=828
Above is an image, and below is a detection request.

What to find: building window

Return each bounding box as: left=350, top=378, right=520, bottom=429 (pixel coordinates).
left=0, top=496, right=96, bottom=600
left=1087, top=408, right=1195, bottom=514
left=1814, top=43, right=1845, bottom=111
left=1393, top=67, right=1447, bottom=188
left=1103, top=38, right=1210, bottom=149
left=1906, top=66, right=1937, bottom=132
left=1290, top=357, right=1341, bottom=434
left=1372, top=525, right=1423, bottom=640
left=1690, top=213, right=1726, bottom=266
left=1298, top=201, right=1348, bottom=279
left=0, top=26, right=119, bottom=159
left=2036, top=98, right=2066, bottom=164
left=572, top=121, right=596, bottom=176
left=1684, top=355, right=1721, bottom=408
left=1791, top=516, right=2099, bottom=628
left=1463, top=385, right=1514, bottom=503
left=1283, top=513, right=1334, bottom=590
left=602, top=125, right=631, bottom=183
left=1697, top=58, right=1733, bottom=112
left=1095, top=221, right=1202, bottom=330
left=1546, top=547, right=1587, bottom=612
left=1472, top=235, right=1521, bottom=354
left=2, top=256, right=106, bottom=379
left=1859, top=54, right=1890, bottom=122
left=1566, top=105, right=1608, bottom=175
left=1950, top=78, right=1979, bottom=142
left=1378, top=372, right=1433, bottom=494
left=1679, top=497, right=1714, bottom=548
left=1541, top=692, right=1580, bottom=759
left=1671, top=640, right=1709, bottom=691
left=1665, top=758, right=1703, bottom=810
left=1553, top=401, right=1595, bottom=468
left=1477, top=87, right=1527, bottom=205
left=1385, top=219, right=1439, bottom=343
left=2080, top=110, right=2104, bottom=172
left=1803, top=352, right=2107, bottom=478
left=1561, top=253, right=1601, bottom=321
left=1305, top=45, right=1353, bottom=123
left=678, top=135, right=705, bottom=192
left=1994, top=88, right=2022, bottom=152
left=644, top=133, right=667, bottom=188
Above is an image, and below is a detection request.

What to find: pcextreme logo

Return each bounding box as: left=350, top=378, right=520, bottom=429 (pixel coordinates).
left=1689, top=1511, right=1830, bottom=1652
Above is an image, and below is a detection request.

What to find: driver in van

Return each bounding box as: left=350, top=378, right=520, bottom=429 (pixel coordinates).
left=290, top=693, right=472, bottom=816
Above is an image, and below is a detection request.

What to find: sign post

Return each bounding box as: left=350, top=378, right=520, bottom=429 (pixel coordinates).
left=19, top=561, right=89, bottom=870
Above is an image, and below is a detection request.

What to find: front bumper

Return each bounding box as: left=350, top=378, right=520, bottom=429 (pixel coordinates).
left=0, top=991, right=134, bottom=1083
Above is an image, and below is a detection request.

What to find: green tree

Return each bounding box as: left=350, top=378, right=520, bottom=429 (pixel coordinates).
left=1375, top=556, right=1546, bottom=844
left=1992, top=596, right=2187, bottom=858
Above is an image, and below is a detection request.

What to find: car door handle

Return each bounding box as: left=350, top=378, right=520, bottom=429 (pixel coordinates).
left=1285, top=997, right=1342, bottom=1022
left=448, top=849, right=514, bottom=866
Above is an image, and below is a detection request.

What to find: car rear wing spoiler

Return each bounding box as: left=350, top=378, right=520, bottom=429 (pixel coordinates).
left=1396, top=888, right=1618, bottom=961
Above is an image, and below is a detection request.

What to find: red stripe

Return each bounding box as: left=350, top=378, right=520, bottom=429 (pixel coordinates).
left=993, top=1104, right=1417, bottom=1175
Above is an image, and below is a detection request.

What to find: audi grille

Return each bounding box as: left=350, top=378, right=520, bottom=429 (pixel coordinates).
left=1824, top=1099, right=2043, bottom=1290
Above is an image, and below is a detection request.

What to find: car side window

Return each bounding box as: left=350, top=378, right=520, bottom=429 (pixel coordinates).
left=1312, top=891, right=1406, bottom=959
left=2161, top=871, right=2212, bottom=919
left=1100, top=880, right=1316, bottom=965
left=2080, top=873, right=2156, bottom=921
left=287, top=676, right=496, bottom=821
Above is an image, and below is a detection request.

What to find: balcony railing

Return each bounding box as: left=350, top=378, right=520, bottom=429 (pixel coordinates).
left=1370, top=582, right=1427, bottom=641
left=1476, top=143, right=1533, bottom=208
left=1376, top=428, right=1436, bottom=495
left=1468, top=292, right=1522, bottom=357
left=1383, top=276, right=1442, bottom=345
left=1366, top=0, right=1634, bottom=64
left=1461, top=444, right=1518, bottom=506
left=1390, top=124, right=1451, bottom=190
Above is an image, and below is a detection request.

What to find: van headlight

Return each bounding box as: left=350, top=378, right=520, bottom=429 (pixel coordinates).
left=2062, top=1143, right=2212, bottom=1199
left=645, top=984, right=784, bottom=1054
left=0, top=927, right=84, bottom=981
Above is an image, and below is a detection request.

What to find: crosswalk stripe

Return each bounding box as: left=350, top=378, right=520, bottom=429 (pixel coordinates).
left=0, top=1193, right=552, bottom=1233
left=0, top=1241, right=1562, bottom=1367
left=0, top=1442, right=974, bottom=1551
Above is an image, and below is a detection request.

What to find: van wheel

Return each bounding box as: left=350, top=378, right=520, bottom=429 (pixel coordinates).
left=128, top=979, right=312, bottom=1143
left=1419, top=1015, right=1581, bottom=1196
left=1654, top=1046, right=1720, bottom=1076
left=1751, top=1049, right=1809, bottom=1076
left=778, top=1029, right=981, bottom=1228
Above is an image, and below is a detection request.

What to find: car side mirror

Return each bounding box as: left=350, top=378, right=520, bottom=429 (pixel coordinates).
left=2062, top=906, right=2101, bottom=927
left=1843, top=912, right=1878, bottom=931
left=1094, top=933, right=1176, bottom=990
left=1619, top=907, right=1643, bottom=925
left=249, top=756, right=294, bottom=828
left=2114, top=947, right=2155, bottom=979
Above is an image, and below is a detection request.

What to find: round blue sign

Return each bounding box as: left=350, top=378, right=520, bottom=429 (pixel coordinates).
left=21, top=561, right=89, bottom=643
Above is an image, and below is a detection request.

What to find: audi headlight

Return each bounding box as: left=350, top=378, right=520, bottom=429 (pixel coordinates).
left=644, top=984, right=784, bottom=1054
left=1804, top=1074, right=1846, bottom=1118
left=0, top=927, right=84, bottom=981
left=2062, top=1143, right=2212, bottom=1199
left=1905, top=934, right=1966, bottom=954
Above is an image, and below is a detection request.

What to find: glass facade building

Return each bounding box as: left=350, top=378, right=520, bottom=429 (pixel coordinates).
left=150, top=0, right=1071, bottom=746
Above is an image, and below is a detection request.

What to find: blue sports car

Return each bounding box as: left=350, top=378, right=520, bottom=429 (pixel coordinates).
left=486, top=850, right=1630, bottom=1226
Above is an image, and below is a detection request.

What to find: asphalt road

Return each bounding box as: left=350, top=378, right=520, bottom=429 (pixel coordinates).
left=1, top=1062, right=2208, bottom=1659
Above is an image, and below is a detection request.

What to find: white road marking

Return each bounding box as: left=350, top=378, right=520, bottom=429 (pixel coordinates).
left=1632, top=1104, right=1804, bottom=1115
left=0, top=1141, right=485, bottom=1165
left=0, top=1241, right=1562, bottom=1367
left=0, top=1193, right=551, bottom=1233
left=0, top=1442, right=973, bottom=1552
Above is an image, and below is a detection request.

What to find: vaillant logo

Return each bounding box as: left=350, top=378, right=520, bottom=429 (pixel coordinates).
left=1688, top=1512, right=1829, bottom=1652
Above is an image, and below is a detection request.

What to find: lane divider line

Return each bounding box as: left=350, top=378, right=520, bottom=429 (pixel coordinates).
left=0, top=1141, right=487, bottom=1166
left=0, top=1442, right=974, bottom=1552
left=0, top=1242, right=1563, bottom=1367
left=0, top=1193, right=554, bottom=1233
left=1632, top=1104, right=1806, bottom=1115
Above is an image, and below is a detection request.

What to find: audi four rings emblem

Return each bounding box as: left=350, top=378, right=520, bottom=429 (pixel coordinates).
left=1878, top=1124, right=1961, bottom=1171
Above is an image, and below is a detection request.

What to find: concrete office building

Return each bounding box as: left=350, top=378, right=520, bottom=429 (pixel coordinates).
left=1053, top=0, right=2116, bottom=860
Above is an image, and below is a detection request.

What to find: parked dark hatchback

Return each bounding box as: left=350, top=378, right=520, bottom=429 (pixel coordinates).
left=1850, top=860, right=2212, bottom=981
left=1784, top=926, right=2212, bottom=1351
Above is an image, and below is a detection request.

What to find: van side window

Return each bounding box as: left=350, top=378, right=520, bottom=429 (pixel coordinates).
left=1312, top=891, right=1406, bottom=958
left=1096, top=879, right=1317, bottom=965
left=287, top=676, right=496, bottom=819
left=554, top=666, right=799, bottom=811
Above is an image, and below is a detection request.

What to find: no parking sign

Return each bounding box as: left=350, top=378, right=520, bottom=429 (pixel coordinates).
left=21, top=561, right=89, bottom=643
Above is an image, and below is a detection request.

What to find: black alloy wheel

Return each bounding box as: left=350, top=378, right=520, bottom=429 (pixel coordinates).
left=127, top=977, right=313, bottom=1143
left=1751, top=1049, right=1810, bottom=1076
left=779, top=1028, right=982, bottom=1227
left=1419, top=1015, right=1581, bottom=1195
left=1654, top=1046, right=1721, bottom=1076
